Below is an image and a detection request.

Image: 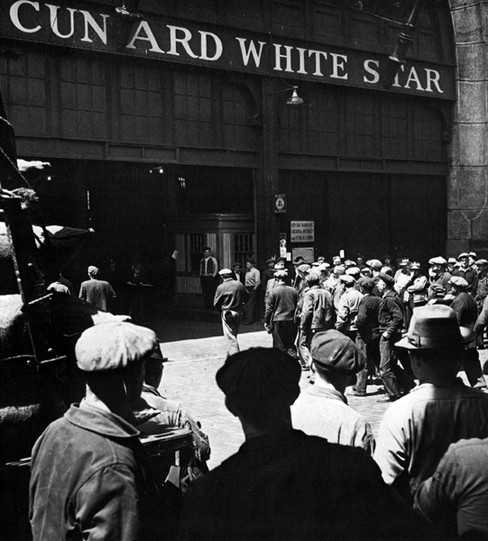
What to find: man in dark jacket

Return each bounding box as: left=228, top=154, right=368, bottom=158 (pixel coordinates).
left=449, top=276, right=486, bottom=389
left=214, top=268, right=249, bottom=357
left=376, top=273, right=413, bottom=402
left=353, top=277, right=381, bottom=396
left=179, top=348, right=433, bottom=541
left=264, top=270, right=298, bottom=353
left=29, top=322, right=167, bottom=541
left=452, top=252, right=478, bottom=296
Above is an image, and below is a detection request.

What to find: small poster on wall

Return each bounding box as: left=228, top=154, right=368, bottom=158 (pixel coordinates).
left=292, top=247, right=314, bottom=264
left=290, top=221, right=314, bottom=242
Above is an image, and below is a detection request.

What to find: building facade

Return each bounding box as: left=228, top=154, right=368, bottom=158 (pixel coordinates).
left=0, top=0, right=482, bottom=302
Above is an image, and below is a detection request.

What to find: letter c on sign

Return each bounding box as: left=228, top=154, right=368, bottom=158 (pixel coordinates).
left=10, top=0, right=41, bottom=34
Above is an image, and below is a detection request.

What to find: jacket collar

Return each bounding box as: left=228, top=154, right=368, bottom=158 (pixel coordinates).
left=66, top=401, right=140, bottom=439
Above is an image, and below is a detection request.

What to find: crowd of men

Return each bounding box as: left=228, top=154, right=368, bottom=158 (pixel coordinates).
left=26, top=249, right=488, bottom=540
left=214, top=250, right=488, bottom=403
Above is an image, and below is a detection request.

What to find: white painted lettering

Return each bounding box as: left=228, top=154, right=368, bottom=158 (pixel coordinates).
left=425, top=68, right=444, bottom=93
left=308, top=49, right=328, bottom=76
left=273, top=44, right=294, bottom=73
left=10, top=0, right=40, bottom=34
left=235, top=38, right=266, bottom=68
left=404, top=66, right=424, bottom=90
left=363, top=59, right=380, bottom=84
left=296, top=47, right=307, bottom=75
left=198, top=31, right=222, bottom=61
left=80, top=10, right=109, bottom=45
left=167, top=25, right=199, bottom=58
left=330, top=52, right=348, bottom=80
left=46, top=4, right=76, bottom=39
left=126, top=21, right=165, bottom=53
left=392, top=64, right=405, bottom=88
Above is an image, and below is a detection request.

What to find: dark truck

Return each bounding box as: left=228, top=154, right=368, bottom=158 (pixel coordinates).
left=0, top=93, right=192, bottom=540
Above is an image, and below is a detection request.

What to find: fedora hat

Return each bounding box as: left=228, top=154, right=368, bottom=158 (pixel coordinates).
left=396, top=304, right=473, bottom=350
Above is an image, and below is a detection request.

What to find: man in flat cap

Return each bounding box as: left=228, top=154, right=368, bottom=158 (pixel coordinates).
left=30, top=322, right=167, bottom=541
left=298, top=270, right=335, bottom=370
left=335, top=274, right=362, bottom=341
left=427, top=256, right=452, bottom=300
left=79, top=265, right=116, bottom=312
left=214, top=268, right=249, bottom=357
left=449, top=276, right=487, bottom=389
left=452, top=252, right=478, bottom=295
left=353, top=277, right=381, bottom=397
left=179, top=348, right=433, bottom=541
left=264, top=269, right=298, bottom=354
left=374, top=305, right=488, bottom=503
left=292, top=330, right=374, bottom=454
left=376, top=272, right=413, bottom=402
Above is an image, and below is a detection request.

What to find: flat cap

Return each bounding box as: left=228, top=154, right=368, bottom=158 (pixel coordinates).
left=450, top=276, right=468, bottom=288
left=360, top=267, right=372, bottom=275
left=428, top=256, right=447, bottom=266
left=275, top=256, right=286, bottom=264
left=311, top=330, right=365, bottom=375
left=345, top=267, right=360, bottom=276
left=274, top=269, right=288, bottom=279
left=377, top=272, right=395, bottom=286
left=458, top=252, right=469, bottom=260
left=297, top=263, right=311, bottom=273
left=216, top=347, right=300, bottom=404
left=339, top=274, right=355, bottom=285
left=293, top=256, right=306, bottom=264
left=398, top=259, right=410, bottom=267
left=88, top=265, right=99, bottom=276
left=219, top=268, right=233, bottom=276
left=380, top=266, right=394, bottom=276
left=469, top=252, right=477, bottom=258
left=318, top=262, right=330, bottom=271
left=410, top=262, right=421, bottom=270
left=265, top=258, right=276, bottom=264
left=75, top=322, right=158, bottom=372
left=476, top=259, right=488, bottom=266
left=448, top=257, right=457, bottom=264
left=358, top=277, right=375, bottom=290
left=367, top=259, right=383, bottom=271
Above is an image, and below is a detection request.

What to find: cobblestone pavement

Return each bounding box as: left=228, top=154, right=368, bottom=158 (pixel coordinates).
left=155, top=318, right=488, bottom=470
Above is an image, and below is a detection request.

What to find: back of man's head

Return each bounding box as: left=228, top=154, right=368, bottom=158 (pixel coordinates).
left=216, top=348, right=300, bottom=425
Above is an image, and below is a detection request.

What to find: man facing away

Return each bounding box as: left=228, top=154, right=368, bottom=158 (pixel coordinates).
left=264, top=269, right=298, bottom=354
left=30, top=322, right=167, bottom=541
left=374, top=305, right=488, bottom=502
left=214, top=268, right=249, bottom=357
left=179, top=347, right=433, bottom=541
left=79, top=265, right=116, bottom=311
left=292, top=329, right=374, bottom=454
left=199, top=247, right=218, bottom=310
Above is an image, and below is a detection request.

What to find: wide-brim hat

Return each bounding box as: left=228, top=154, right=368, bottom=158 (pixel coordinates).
left=395, top=305, right=473, bottom=350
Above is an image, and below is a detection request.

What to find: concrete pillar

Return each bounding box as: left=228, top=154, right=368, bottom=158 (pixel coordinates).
left=448, top=0, right=488, bottom=256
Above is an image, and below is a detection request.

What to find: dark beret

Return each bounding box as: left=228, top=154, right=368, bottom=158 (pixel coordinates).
left=358, top=277, right=375, bottom=290
left=216, top=347, right=301, bottom=405
left=311, top=330, right=365, bottom=375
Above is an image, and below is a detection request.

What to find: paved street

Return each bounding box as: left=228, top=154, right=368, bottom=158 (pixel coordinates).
left=153, top=316, right=488, bottom=471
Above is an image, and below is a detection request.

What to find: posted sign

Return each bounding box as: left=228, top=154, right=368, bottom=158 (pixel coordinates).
left=290, top=221, right=314, bottom=243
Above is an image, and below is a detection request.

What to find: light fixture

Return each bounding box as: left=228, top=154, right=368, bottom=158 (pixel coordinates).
left=149, top=166, right=164, bottom=174
left=286, top=87, right=304, bottom=106
left=178, top=176, right=187, bottom=189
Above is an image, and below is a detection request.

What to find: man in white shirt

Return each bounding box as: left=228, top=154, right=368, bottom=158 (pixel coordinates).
left=199, top=247, right=218, bottom=310
left=243, top=258, right=260, bottom=324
